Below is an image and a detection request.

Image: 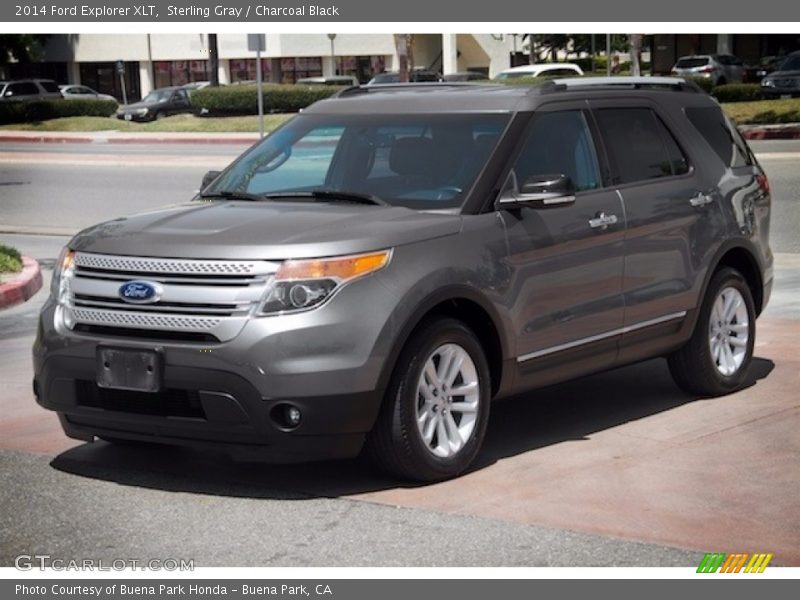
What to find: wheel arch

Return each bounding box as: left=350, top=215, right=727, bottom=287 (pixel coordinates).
left=375, top=286, right=512, bottom=398
left=708, top=242, right=765, bottom=316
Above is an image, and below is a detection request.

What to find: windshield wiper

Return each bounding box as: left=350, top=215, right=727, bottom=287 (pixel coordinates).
left=260, top=190, right=388, bottom=206
left=199, top=190, right=264, bottom=202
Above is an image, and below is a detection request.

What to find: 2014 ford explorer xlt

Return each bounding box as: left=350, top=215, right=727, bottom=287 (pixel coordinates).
left=34, top=79, right=773, bottom=481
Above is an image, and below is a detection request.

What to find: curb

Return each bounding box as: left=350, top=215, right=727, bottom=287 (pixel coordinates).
left=740, top=125, right=800, bottom=140
left=0, top=256, right=44, bottom=310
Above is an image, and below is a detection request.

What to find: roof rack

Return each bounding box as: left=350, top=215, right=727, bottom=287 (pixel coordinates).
left=541, top=76, right=701, bottom=93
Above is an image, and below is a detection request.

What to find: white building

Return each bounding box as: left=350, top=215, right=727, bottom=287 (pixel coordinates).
left=16, top=34, right=515, bottom=100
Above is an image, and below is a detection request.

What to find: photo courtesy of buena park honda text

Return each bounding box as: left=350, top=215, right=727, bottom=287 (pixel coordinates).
left=0, top=0, right=798, bottom=596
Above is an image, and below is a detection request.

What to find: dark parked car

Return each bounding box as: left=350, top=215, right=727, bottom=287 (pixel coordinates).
left=116, top=86, right=193, bottom=122
left=36, top=78, right=772, bottom=481
left=761, top=51, right=800, bottom=98
left=367, top=70, right=442, bottom=85
left=743, top=56, right=784, bottom=83
left=0, top=79, right=63, bottom=102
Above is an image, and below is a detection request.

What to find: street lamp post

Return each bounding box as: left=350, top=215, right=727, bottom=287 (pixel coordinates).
left=327, top=33, right=337, bottom=76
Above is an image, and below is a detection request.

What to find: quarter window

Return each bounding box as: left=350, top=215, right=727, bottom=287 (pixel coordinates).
left=685, top=106, right=753, bottom=168
left=595, top=108, right=690, bottom=184
left=512, top=111, right=601, bottom=192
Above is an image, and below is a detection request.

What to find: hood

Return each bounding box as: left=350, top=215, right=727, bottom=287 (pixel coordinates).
left=120, top=99, right=162, bottom=111
left=70, top=201, right=463, bottom=259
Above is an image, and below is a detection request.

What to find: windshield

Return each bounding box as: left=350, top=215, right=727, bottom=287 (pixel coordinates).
left=141, top=89, right=173, bottom=103
left=778, top=55, right=800, bottom=71
left=206, top=113, right=510, bottom=209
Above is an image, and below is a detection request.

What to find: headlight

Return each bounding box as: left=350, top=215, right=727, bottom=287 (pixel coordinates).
left=762, top=79, right=775, bottom=87
left=51, top=247, right=75, bottom=305
left=257, top=249, right=392, bottom=315
left=136, top=108, right=149, bottom=116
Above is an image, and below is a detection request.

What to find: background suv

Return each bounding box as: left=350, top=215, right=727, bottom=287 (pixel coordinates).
left=34, top=78, right=772, bottom=482
left=761, top=51, right=800, bottom=98
left=0, top=79, right=63, bottom=102
left=671, top=54, right=745, bottom=85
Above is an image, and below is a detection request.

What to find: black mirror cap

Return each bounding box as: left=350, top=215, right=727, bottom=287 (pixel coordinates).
left=520, top=173, right=575, bottom=197
left=201, top=170, right=221, bottom=190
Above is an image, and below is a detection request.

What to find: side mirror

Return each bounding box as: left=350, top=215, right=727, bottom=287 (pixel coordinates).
left=498, top=173, right=576, bottom=209
left=201, top=170, right=221, bottom=190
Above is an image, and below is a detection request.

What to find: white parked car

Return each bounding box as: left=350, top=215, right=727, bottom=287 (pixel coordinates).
left=494, top=63, right=584, bottom=80
left=59, top=84, right=117, bottom=103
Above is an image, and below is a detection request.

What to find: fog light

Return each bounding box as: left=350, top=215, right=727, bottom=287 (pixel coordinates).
left=285, top=405, right=302, bottom=427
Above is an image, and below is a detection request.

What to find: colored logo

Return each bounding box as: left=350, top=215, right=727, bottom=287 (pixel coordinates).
left=697, top=553, right=773, bottom=573
left=118, top=281, right=163, bottom=304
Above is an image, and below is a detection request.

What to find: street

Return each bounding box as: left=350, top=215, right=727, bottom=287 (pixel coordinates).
left=0, top=140, right=798, bottom=567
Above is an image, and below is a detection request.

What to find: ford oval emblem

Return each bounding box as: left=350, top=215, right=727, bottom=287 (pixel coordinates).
left=118, top=280, right=163, bottom=304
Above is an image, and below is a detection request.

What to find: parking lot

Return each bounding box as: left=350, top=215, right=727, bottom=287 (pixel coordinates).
left=0, top=140, right=798, bottom=567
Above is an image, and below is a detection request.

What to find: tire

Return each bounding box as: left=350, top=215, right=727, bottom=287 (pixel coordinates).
left=154, top=111, right=165, bottom=121
left=365, top=317, right=491, bottom=482
left=668, top=267, right=756, bottom=396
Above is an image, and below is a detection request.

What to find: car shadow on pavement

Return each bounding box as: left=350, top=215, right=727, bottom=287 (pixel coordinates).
left=50, top=356, right=775, bottom=499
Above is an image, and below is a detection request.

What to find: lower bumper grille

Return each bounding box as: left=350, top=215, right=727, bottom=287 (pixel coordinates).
left=75, top=380, right=206, bottom=419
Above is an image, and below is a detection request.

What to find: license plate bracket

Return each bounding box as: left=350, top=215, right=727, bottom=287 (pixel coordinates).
left=96, top=347, right=162, bottom=393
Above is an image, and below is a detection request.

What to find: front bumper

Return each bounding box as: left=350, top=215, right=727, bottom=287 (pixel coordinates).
left=33, top=293, right=392, bottom=462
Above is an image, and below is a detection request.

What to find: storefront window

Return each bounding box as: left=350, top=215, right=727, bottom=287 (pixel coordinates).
left=153, top=60, right=210, bottom=88
left=334, top=56, right=386, bottom=83
left=229, top=59, right=272, bottom=83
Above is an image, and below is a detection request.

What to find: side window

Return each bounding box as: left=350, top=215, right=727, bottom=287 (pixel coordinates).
left=39, top=81, right=60, bottom=93
left=8, top=82, right=39, bottom=96
left=512, top=110, right=601, bottom=192
left=685, top=106, right=752, bottom=168
left=595, top=108, right=689, bottom=184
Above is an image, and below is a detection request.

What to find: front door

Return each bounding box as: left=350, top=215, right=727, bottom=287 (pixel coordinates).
left=499, top=106, right=626, bottom=388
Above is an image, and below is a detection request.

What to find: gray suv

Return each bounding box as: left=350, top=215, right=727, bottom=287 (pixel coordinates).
left=34, top=78, right=773, bottom=481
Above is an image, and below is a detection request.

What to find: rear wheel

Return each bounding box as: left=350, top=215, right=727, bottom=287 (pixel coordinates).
left=365, top=318, right=491, bottom=481
left=668, top=267, right=756, bottom=396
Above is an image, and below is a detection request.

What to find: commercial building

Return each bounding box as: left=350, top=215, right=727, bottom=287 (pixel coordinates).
left=8, top=33, right=515, bottom=101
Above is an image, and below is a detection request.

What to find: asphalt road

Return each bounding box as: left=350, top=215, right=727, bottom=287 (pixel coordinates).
left=0, top=140, right=798, bottom=568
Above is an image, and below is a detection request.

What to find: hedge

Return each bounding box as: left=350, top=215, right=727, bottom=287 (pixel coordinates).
left=190, top=84, right=345, bottom=116
left=0, top=243, right=22, bottom=274
left=711, top=83, right=763, bottom=103
left=0, top=99, right=118, bottom=125
left=684, top=76, right=714, bottom=93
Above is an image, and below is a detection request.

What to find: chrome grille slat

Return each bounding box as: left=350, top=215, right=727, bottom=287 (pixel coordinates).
left=66, top=252, right=278, bottom=342
left=74, top=253, right=279, bottom=276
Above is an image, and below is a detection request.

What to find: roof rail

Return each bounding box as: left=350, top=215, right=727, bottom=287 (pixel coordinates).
left=336, top=82, right=491, bottom=97
left=541, top=76, right=701, bottom=93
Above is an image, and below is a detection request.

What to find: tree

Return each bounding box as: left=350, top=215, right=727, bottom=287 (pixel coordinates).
left=0, top=35, right=49, bottom=77
left=629, top=34, right=644, bottom=76
left=393, top=34, right=412, bottom=82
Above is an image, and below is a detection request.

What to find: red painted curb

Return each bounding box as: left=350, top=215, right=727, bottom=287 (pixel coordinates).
left=0, top=256, right=44, bottom=310
left=741, top=127, right=800, bottom=140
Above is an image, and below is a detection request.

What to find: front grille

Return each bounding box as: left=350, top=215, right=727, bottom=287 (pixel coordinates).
left=65, top=252, right=279, bottom=341
left=73, top=324, right=218, bottom=343
left=76, top=380, right=206, bottom=419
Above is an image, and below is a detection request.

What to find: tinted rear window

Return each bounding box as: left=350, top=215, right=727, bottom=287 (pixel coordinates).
left=685, top=106, right=753, bottom=168
left=595, top=108, right=690, bottom=184
left=676, top=58, right=709, bottom=68
left=39, top=81, right=60, bottom=93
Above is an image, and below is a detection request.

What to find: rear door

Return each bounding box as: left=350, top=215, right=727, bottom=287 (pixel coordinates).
left=589, top=100, right=720, bottom=361
left=500, top=104, right=626, bottom=387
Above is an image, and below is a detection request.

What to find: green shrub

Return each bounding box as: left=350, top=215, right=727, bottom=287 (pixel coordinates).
left=0, top=99, right=118, bottom=125
left=684, top=76, right=714, bottom=93
left=190, top=84, right=344, bottom=116
left=0, top=243, right=22, bottom=273
left=711, top=83, right=763, bottom=103
left=748, top=109, right=800, bottom=124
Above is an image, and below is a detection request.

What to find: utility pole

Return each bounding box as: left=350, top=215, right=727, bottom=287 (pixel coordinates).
left=327, top=34, right=337, bottom=76
left=209, top=34, right=219, bottom=86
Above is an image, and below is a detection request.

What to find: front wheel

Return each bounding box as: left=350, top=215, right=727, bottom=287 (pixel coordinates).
left=365, top=318, right=491, bottom=482
left=668, top=267, right=756, bottom=396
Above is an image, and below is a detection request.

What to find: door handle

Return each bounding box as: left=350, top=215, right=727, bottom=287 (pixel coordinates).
left=690, top=192, right=714, bottom=207
left=588, top=212, right=619, bottom=230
